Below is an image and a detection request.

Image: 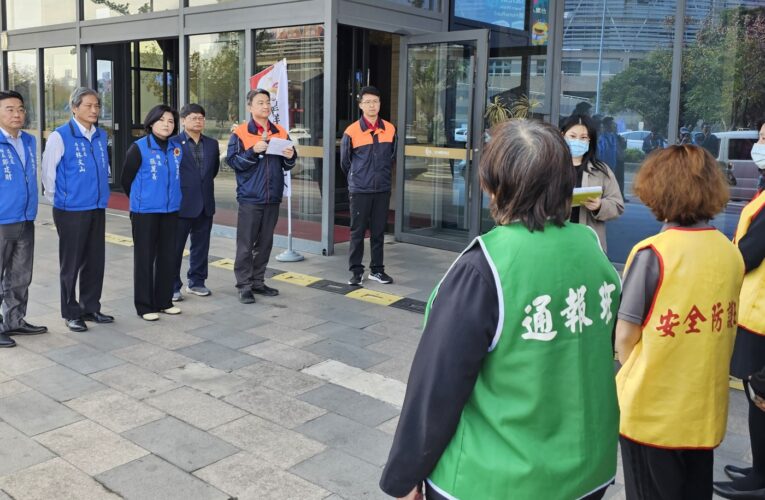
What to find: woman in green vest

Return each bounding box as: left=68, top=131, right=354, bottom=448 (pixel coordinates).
left=380, top=119, right=621, bottom=500
left=615, top=145, right=743, bottom=499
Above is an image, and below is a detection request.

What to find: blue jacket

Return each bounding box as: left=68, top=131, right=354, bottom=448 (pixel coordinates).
left=178, top=131, right=219, bottom=218
left=129, top=134, right=183, bottom=213
left=226, top=120, right=296, bottom=205
left=54, top=119, right=111, bottom=211
left=0, top=131, right=37, bottom=224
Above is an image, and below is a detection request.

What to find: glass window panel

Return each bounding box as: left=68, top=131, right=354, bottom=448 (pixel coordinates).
left=188, top=0, right=236, bottom=6
left=188, top=31, right=245, bottom=228
left=382, top=0, right=439, bottom=11
left=43, top=46, right=78, bottom=134
left=84, top=0, right=177, bottom=19
left=7, top=50, right=39, bottom=143
left=6, top=0, right=75, bottom=30
left=255, top=25, right=325, bottom=242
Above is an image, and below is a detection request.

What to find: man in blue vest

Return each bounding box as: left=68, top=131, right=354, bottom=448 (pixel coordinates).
left=42, top=87, right=113, bottom=332
left=172, top=103, right=220, bottom=302
left=0, top=90, right=48, bottom=347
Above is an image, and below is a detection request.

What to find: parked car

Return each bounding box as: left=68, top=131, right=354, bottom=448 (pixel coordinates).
left=289, top=127, right=312, bottom=143
left=715, top=130, right=759, bottom=201
left=454, top=126, right=468, bottom=143
left=619, top=130, right=651, bottom=150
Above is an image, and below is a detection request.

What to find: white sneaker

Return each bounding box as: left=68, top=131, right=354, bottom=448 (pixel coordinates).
left=172, top=291, right=183, bottom=302
left=185, top=285, right=211, bottom=296
left=142, top=313, right=159, bottom=321
left=161, top=306, right=182, bottom=315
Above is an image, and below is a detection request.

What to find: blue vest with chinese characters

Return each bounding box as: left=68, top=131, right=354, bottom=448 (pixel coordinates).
left=0, top=131, right=37, bottom=224
left=129, top=134, right=182, bottom=213
left=54, top=119, right=110, bottom=211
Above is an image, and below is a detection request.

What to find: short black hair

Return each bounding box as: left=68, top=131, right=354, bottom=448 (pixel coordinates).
left=246, top=88, right=270, bottom=105
left=143, top=104, right=179, bottom=136
left=358, top=86, right=381, bottom=101
left=180, top=103, right=206, bottom=118
left=0, top=90, right=24, bottom=105
left=757, top=119, right=765, bottom=133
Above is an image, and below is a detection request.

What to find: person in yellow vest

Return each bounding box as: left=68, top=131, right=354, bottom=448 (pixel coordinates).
left=714, top=118, right=765, bottom=500
left=380, top=120, right=621, bottom=500
left=615, top=144, right=744, bottom=500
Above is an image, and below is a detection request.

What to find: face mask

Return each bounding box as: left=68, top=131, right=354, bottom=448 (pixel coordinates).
left=752, top=143, right=765, bottom=169
left=566, top=138, right=590, bottom=158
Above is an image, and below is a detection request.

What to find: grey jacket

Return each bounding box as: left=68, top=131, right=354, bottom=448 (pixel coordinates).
left=577, top=161, right=624, bottom=251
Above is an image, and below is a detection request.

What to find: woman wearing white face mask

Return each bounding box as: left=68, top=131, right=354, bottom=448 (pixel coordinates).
left=561, top=114, right=624, bottom=251
left=752, top=121, right=765, bottom=195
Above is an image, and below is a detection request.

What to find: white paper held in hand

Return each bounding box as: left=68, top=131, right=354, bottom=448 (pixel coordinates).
left=571, top=186, right=603, bottom=207
left=265, top=138, right=295, bottom=157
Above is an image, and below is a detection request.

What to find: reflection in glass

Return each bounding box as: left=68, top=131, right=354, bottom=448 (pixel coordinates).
left=188, top=0, right=235, bottom=6
left=189, top=32, right=245, bottom=225
left=6, top=0, right=75, bottom=30
left=7, top=50, right=39, bottom=143
left=97, top=60, right=116, bottom=182
left=84, top=0, right=177, bottom=19
left=255, top=26, right=325, bottom=242
left=44, top=47, right=78, bottom=134
left=131, top=41, right=175, bottom=124
left=402, top=42, right=474, bottom=244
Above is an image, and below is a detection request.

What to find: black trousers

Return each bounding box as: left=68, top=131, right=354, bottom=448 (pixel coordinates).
left=620, top=436, right=713, bottom=500
left=740, top=380, right=765, bottom=488
left=234, top=203, right=279, bottom=289
left=52, top=208, right=105, bottom=320
left=0, top=221, right=34, bottom=332
left=349, top=191, right=389, bottom=273
left=131, top=212, right=178, bottom=315
left=174, top=213, right=213, bottom=292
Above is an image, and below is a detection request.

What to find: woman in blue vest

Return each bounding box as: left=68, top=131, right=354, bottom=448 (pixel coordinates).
left=120, top=105, right=182, bottom=321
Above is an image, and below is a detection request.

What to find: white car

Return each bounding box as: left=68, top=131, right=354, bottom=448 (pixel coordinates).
left=713, top=130, right=759, bottom=201
left=619, top=130, right=651, bottom=150
left=289, top=127, right=311, bottom=142
left=454, top=127, right=468, bottom=143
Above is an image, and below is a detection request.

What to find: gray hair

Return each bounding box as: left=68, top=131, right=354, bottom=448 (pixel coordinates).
left=69, top=87, right=101, bottom=109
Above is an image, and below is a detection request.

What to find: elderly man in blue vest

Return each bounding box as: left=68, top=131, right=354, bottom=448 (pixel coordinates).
left=0, top=90, right=48, bottom=347
left=42, top=87, right=113, bottom=332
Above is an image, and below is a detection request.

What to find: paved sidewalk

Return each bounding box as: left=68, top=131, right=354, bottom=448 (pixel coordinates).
left=0, top=206, right=751, bottom=499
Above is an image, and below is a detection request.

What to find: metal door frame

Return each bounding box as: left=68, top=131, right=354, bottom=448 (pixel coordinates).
left=394, top=29, right=488, bottom=252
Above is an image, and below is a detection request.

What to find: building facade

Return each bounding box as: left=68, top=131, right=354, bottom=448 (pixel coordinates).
left=2, top=0, right=763, bottom=256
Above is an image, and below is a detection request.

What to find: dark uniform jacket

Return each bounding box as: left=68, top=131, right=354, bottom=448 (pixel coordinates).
left=340, top=117, right=396, bottom=194
left=178, top=131, right=219, bottom=218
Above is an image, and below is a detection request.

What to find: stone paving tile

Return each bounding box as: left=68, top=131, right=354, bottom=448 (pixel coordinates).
left=65, top=389, right=166, bottom=433
left=44, top=344, right=125, bottom=375
left=123, top=417, right=239, bottom=472
left=16, top=365, right=106, bottom=402
left=126, top=325, right=206, bottom=350
left=366, top=337, right=418, bottom=359
left=177, top=341, right=260, bottom=371
left=0, top=390, right=82, bottom=436
left=210, top=415, right=326, bottom=469
left=260, top=307, right=328, bottom=330
left=0, top=458, right=121, bottom=500
left=308, top=308, right=381, bottom=329
left=302, top=360, right=406, bottom=408
left=0, top=422, right=54, bottom=476
left=240, top=339, right=325, bottom=370
left=377, top=416, right=399, bottom=436
left=298, top=384, right=400, bottom=427
left=0, top=369, right=9, bottom=383
left=89, top=363, right=180, bottom=399
left=96, top=454, right=229, bottom=500
left=369, top=356, right=413, bottom=384
left=223, top=386, right=326, bottom=429
left=0, top=379, right=30, bottom=398
left=194, top=451, right=329, bottom=500
left=13, top=331, right=79, bottom=353
left=290, top=448, right=388, bottom=500
left=194, top=306, right=271, bottom=330
left=34, top=420, right=149, bottom=475
left=144, top=387, right=247, bottom=430
left=112, top=343, right=195, bottom=373
left=246, top=322, right=322, bottom=347
left=186, top=323, right=268, bottom=349
left=162, top=362, right=248, bottom=398
left=302, top=339, right=389, bottom=370
left=62, top=326, right=142, bottom=352
left=362, top=307, right=424, bottom=330
left=234, top=361, right=325, bottom=396
left=306, top=322, right=387, bottom=347
left=296, top=413, right=393, bottom=467
left=0, top=346, right=56, bottom=376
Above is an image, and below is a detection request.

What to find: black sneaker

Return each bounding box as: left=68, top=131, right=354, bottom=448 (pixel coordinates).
left=368, top=272, right=393, bottom=284
left=238, top=289, right=256, bottom=304
left=251, top=284, right=279, bottom=296
left=348, top=272, right=363, bottom=286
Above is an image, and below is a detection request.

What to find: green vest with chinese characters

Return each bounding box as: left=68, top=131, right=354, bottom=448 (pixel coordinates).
left=428, top=222, right=620, bottom=500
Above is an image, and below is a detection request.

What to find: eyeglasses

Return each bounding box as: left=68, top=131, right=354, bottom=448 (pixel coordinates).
left=360, top=100, right=380, bottom=106
left=186, top=116, right=206, bottom=122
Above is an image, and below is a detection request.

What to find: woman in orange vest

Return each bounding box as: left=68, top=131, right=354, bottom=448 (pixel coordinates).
left=714, top=119, right=765, bottom=500
left=615, top=145, right=744, bottom=499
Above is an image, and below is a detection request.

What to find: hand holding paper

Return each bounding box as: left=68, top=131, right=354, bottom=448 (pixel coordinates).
left=572, top=186, right=603, bottom=207
left=265, top=138, right=295, bottom=157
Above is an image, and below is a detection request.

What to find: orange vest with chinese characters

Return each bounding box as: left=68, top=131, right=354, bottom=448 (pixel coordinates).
left=617, top=227, right=744, bottom=448
left=734, top=192, right=765, bottom=336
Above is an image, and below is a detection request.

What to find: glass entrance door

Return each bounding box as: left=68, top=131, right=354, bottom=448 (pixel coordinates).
left=396, top=31, right=487, bottom=251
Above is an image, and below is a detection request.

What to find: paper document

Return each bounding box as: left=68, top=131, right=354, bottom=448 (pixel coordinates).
left=265, top=138, right=295, bottom=157
left=572, top=186, right=603, bottom=207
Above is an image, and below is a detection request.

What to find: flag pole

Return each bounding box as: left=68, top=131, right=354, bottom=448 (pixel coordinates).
left=276, top=191, right=303, bottom=262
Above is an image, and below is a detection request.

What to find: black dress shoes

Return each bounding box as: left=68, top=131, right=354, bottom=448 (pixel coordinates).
left=725, top=465, right=754, bottom=481
left=65, top=318, right=88, bottom=332
left=0, top=332, right=16, bottom=348
left=238, top=289, right=256, bottom=304
left=251, top=284, right=279, bottom=297
left=82, top=312, right=115, bottom=323
left=713, top=481, right=765, bottom=499
left=6, top=321, right=48, bottom=336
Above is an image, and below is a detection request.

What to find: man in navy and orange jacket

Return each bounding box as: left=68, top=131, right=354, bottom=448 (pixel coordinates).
left=340, top=86, right=397, bottom=286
